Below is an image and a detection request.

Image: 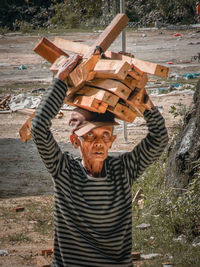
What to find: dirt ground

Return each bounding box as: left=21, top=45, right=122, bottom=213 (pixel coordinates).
left=0, top=28, right=199, bottom=266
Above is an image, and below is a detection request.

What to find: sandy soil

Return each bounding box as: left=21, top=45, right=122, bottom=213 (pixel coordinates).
left=0, top=28, right=199, bottom=266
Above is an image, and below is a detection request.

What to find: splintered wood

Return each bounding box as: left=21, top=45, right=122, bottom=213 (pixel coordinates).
left=20, top=13, right=169, bottom=142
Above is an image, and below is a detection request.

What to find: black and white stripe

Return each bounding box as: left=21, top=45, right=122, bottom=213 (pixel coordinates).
left=31, top=79, right=168, bottom=266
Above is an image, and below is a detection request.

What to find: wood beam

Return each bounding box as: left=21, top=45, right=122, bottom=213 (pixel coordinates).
left=87, top=79, right=132, bottom=100
left=85, top=13, right=129, bottom=57
left=108, top=102, right=137, bottom=123
left=76, top=86, right=119, bottom=107
left=53, top=38, right=168, bottom=78
left=94, top=59, right=131, bottom=80
left=33, top=37, right=69, bottom=64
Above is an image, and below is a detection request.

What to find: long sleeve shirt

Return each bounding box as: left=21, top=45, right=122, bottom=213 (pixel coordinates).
left=31, top=78, right=168, bottom=267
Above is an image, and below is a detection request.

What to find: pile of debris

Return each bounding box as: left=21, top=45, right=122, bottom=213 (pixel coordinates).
left=19, top=14, right=168, bottom=142
left=0, top=94, right=11, bottom=113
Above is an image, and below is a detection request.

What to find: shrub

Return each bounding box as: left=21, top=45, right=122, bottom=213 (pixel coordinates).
left=51, top=3, right=80, bottom=29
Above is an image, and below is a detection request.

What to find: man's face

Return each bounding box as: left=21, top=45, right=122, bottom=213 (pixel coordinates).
left=78, top=126, right=116, bottom=163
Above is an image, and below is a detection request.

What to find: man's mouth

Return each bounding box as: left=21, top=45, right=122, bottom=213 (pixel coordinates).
left=93, top=151, right=104, bottom=157
left=94, top=151, right=104, bottom=155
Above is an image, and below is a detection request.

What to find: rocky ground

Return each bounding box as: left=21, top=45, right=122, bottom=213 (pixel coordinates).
left=0, top=28, right=199, bottom=266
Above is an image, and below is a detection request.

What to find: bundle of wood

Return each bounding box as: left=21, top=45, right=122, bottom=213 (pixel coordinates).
left=19, top=13, right=168, bottom=142
left=0, top=94, right=11, bottom=112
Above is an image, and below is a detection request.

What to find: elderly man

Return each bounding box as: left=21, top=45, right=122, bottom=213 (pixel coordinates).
left=31, top=56, right=168, bottom=266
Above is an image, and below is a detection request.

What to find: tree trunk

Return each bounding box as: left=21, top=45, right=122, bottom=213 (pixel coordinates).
left=166, top=79, right=200, bottom=189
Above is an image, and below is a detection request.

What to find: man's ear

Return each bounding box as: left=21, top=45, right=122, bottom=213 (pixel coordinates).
left=109, top=135, right=116, bottom=148
left=70, top=134, right=81, bottom=149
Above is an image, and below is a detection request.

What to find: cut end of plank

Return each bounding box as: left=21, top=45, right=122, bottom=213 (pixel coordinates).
left=85, top=13, right=129, bottom=57
left=34, top=37, right=69, bottom=64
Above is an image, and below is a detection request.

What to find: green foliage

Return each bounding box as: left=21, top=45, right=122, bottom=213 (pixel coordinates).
left=8, top=232, right=32, bottom=243
left=0, top=0, right=198, bottom=31
left=51, top=0, right=102, bottom=28
left=132, top=156, right=200, bottom=266
left=0, top=26, right=10, bottom=34
left=25, top=201, right=54, bottom=236
left=126, top=6, right=139, bottom=22
left=51, top=2, right=80, bottom=29
left=18, top=21, right=33, bottom=33
left=169, top=103, right=187, bottom=118
left=156, top=0, right=197, bottom=23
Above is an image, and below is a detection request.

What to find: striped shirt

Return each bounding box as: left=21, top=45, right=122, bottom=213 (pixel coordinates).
left=31, top=79, right=168, bottom=266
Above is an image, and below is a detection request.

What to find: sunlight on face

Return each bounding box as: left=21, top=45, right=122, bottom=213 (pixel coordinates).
left=79, top=126, right=116, bottom=162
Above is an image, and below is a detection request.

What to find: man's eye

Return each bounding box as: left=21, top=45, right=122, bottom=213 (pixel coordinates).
left=103, top=132, right=111, bottom=141
left=103, top=132, right=110, bottom=137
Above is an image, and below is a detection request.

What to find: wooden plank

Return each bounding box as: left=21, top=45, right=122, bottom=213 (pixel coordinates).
left=127, top=87, right=153, bottom=113
left=17, top=108, right=35, bottom=115
left=131, top=58, right=169, bottom=78
left=127, top=88, right=145, bottom=108
left=54, top=14, right=128, bottom=58
left=105, top=50, right=134, bottom=64
left=94, top=59, right=131, bottom=72
left=132, top=65, right=145, bottom=76
left=128, top=70, right=141, bottom=81
left=54, top=37, right=90, bottom=55
left=19, top=112, right=35, bottom=142
left=94, top=59, right=131, bottom=80
left=53, top=38, right=168, bottom=78
left=105, top=50, right=169, bottom=78
left=108, top=102, right=137, bottom=123
left=67, top=52, right=100, bottom=88
left=85, top=14, right=129, bottom=57
left=122, top=73, right=147, bottom=90
left=76, top=86, right=119, bottom=107
left=137, top=73, right=148, bottom=89
left=121, top=76, right=138, bottom=90
left=126, top=72, right=148, bottom=89
left=50, top=55, right=68, bottom=74
left=87, top=79, right=132, bottom=100
left=33, top=37, right=69, bottom=64
left=71, top=96, right=108, bottom=113
left=38, top=249, right=53, bottom=257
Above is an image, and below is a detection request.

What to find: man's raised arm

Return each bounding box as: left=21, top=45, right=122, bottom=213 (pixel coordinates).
left=122, top=104, right=169, bottom=186
left=31, top=55, right=82, bottom=178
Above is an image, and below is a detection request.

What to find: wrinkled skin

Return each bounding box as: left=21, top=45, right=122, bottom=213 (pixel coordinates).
left=71, top=126, right=116, bottom=177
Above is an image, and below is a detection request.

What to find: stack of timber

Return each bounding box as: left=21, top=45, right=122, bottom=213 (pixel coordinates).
left=19, top=13, right=169, bottom=142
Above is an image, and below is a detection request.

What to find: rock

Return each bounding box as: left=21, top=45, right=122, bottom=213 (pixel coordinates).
left=192, top=236, right=200, bottom=247
left=166, top=80, right=200, bottom=189
left=141, top=253, right=162, bottom=260
left=162, top=263, right=174, bottom=267
left=173, top=234, right=187, bottom=244
left=136, top=223, right=151, bottom=229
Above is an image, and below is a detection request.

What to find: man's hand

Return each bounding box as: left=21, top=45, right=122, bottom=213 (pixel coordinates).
left=140, top=90, right=155, bottom=113
left=56, top=54, right=82, bottom=82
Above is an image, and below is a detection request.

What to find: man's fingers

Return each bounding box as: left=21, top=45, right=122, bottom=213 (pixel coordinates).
left=56, top=54, right=82, bottom=81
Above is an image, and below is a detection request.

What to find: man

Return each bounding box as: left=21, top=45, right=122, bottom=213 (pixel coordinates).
left=31, top=55, right=168, bottom=266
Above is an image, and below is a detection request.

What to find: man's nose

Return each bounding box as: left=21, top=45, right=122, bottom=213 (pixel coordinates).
left=93, top=137, right=104, bottom=147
